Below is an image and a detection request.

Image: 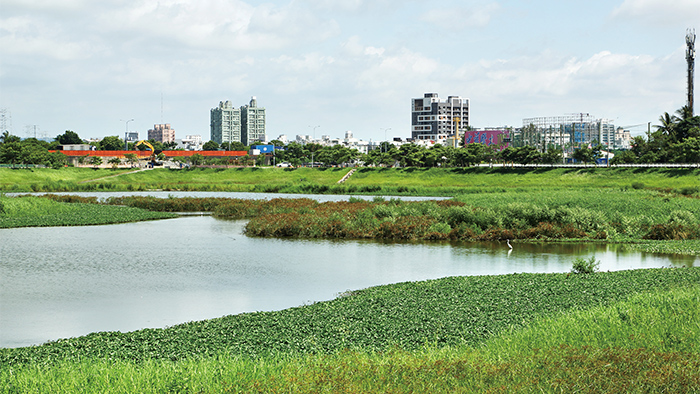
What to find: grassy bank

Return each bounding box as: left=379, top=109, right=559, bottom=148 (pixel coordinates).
left=0, top=168, right=135, bottom=192
left=3, top=167, right=699, bottom=195
left=347, top=166, right=700, bottom=191
left=2, top=269, right=699, bottom=392
left=0, top=195, right=177, bottom=228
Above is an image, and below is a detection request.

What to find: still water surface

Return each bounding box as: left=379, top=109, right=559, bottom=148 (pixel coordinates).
left=1, top=215, right=696, bottom=348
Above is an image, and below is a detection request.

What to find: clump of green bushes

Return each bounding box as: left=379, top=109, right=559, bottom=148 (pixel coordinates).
left=571, top=256, right=600, bottom=274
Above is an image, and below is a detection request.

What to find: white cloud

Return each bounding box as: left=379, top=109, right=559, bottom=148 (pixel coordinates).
left=421, top=3, right=501, bottom=28
left=357, top=48, right=440, bottom=93
left=269, top=53, right=337, bottom=93
left=0, top=16, right=99, bottom=61
left=1, top=0, right=91, bottom=11
left=302, top=0, right=412, bottom=13
left=451, top=49, right=684, bottom=127
left=93, top=0, right=340, bottom=51
left=0, top=0, right=690, bottom=141
left=364, top=47, right=385, bottom=56
left=611, top=0, right=700, bottom=25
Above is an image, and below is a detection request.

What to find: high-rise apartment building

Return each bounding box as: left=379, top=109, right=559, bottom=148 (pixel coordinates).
left=411, top=93, right=469, bottom=142
left=241, top=96, right=266, bottom=145
left=148, top=124, right=175, bottom=143
left=210, top=101, right=242, bottom=144
left=210, top=97, right=265, bottom=145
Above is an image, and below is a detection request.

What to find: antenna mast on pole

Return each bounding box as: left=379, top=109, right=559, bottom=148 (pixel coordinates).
left=687, top=28, right=696, bottom=115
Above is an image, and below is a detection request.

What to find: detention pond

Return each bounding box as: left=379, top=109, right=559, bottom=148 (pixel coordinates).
left=1, top=195, right=697, bottom=348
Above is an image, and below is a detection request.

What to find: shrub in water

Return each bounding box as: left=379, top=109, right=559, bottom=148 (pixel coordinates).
left=571, top=256, right=600, bottom=274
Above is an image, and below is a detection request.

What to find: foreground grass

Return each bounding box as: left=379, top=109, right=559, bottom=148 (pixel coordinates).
left=3, top=277, right=699, bottom=393
left=3, top=268, right=699, bottom=367
left=0, top=195, right=176, bottom=228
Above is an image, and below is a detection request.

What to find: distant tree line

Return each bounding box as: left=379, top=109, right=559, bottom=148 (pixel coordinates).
left=611, top=106, right=700, bottom=164
left=0, top=131, right=68, bottom=168
left=2, top=107, right=699, bottom=168
left=0, top=131, right=181, bottom=167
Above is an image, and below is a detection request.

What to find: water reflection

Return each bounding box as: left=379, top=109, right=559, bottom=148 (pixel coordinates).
left=1, top=216, right=696, bottom=348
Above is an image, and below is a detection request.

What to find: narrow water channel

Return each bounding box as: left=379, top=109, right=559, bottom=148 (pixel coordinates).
left=1, top=216, right=696, bottom=348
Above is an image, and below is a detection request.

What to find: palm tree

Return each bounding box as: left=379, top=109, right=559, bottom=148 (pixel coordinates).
left=675, top=105, right=693, bottom=122
left=656, top=112, right=678, bottom=136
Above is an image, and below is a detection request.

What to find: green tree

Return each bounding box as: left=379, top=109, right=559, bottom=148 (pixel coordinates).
left=189, top=154, right=204, bottom=166
left=88, top=155, right=103, bottom=167
left=108, top=157, right=122, bottom=168
left=231, top=141, right=247, bottom=151
left=55, top=130, right=83, bottom=145
left=1, top=131, right=21, bottom=144
left=675, top=105, right=693, bottom=123
left=541, top=147, right=563, bottom=164
left=330, top=145, right=358, bottom=165
left=306, top=143, right=322, bottom=165
left=398, top=143, right=424, bottom=167
left=162, top=141, right=178, bottom=150
left=98, top=136, right=124, bottom=151
left=20, top=141, right=51, bottom=164
left=0, top=139, right=53, bottom=165
left=503, top=146, right=541, bottom=164
left=572, top=145, right=601, bottom=164
left=672, top=116, right=700, bottom=144
left=124, top=153, right=139, bottom=167
left=278, top=142, right=306, bottom=166
left=422, top=145, right=445, bottom=167
left=0, top=141, right=22, bottom=164
left=203, top=141, right=219, bottom=151
left=668, top=137, right=700, bottom=163
left=46, top=151, right=68, bottom=169
left=610, top=150, right=637, bottom=165
left=656, top=112, right=677, bottom=138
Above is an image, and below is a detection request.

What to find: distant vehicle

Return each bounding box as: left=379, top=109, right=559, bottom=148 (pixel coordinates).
left=135, top=140, right=160, bottom=166
left=276, top=162, right=291, bottom=167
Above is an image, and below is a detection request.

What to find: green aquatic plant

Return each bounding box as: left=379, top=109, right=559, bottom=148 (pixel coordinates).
left=571, top=256, right=600, bottom=274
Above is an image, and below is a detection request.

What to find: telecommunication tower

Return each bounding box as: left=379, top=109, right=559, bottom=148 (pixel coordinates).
left=0, top=108, right=11, bottom=134
left=687, top=28, right=696, bottom=115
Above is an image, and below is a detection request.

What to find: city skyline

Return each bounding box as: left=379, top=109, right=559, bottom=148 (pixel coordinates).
left=1, top=0, right=697, bottom=142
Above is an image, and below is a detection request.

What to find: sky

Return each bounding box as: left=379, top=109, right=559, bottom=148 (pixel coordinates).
left=1, top=0, right=698, bottom=143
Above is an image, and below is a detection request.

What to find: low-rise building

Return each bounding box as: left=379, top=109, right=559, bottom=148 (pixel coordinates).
left=175, top=135, right=203, bottom=150
left=148, top=124, right=176, bottom=143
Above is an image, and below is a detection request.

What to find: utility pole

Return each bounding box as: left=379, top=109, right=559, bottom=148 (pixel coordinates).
left=308, top=125, right=319, bottom=167
left=452, top=117, right=460, bottom=148
left=122, top=119, right=134, bottom=150
left=380, top=128, right=391, bottom=152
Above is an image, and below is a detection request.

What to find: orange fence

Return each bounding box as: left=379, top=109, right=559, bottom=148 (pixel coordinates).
left=50, top=150, right=249, bottom=158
